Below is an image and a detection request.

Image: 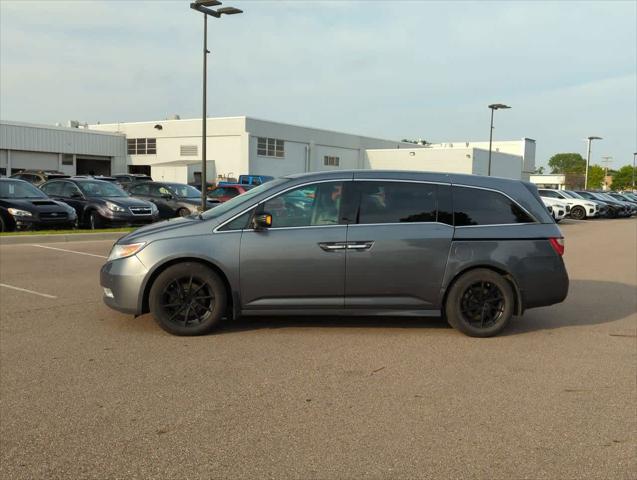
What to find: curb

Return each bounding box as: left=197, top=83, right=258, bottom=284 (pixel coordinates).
left=0, top=232, right=128, bottom=245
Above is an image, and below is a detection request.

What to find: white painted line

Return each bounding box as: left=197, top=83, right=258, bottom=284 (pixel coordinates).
left=30, top=244, right=108, bottom=259
left=0, top=283, right=57, bottom=299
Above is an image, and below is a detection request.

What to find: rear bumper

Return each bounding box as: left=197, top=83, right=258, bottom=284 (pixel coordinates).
left=100, top=255, right=148, bottom=315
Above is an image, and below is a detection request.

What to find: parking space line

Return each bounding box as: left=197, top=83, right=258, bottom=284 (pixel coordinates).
left=30, top=244, right=108, bottom=259
left=0, top=283, right=58, bottom=299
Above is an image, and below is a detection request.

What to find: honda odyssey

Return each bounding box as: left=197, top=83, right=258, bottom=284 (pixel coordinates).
left=101, top=170, right=569, bottom=337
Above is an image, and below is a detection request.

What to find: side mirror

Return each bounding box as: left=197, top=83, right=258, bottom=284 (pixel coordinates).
left=253, top=213, right=272, bottom=230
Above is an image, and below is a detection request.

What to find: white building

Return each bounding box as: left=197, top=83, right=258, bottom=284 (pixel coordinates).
left=365, top=145, right=526, bottom=180
left=89, top=116, right=414, bottom=183
left=0, top=120, right=126, bottom=177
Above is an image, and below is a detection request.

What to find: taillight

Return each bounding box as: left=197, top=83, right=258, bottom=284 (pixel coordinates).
left=549, top=237, right=565, bottom=256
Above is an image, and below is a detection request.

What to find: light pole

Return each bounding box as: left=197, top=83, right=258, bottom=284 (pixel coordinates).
left=584, top=136, right=602, bottom=190
left=633, top=152, right=637, bottom=193
left=487, top=103, right=511, bottom=176
left=190, top=0, right=243, bottom=210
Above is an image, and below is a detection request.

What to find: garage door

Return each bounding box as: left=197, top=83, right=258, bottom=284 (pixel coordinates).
left=76, top=157, right=112, bottom=176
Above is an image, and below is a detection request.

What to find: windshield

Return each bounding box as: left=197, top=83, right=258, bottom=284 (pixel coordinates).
left=166, top=183, right=202, bottom=198
left=0, top=180, right=48, bottom=199
left=200, top=177, right=289, bottom=220
left=77, top=181, right=127, bottom=197
left=599, top=193, right=618, bottom=202
left=564, top=190, right=584, bottom=199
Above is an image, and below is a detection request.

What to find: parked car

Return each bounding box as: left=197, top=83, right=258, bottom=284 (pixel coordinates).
left=10, top=170, right=70, bottom=186
left=606, top=192, right=637, bottom=214
left=127, top=182, right=219, bottom=219
left=589, top=192, right=633, bottom=217
left=0, top=178, right=77, bottom=232
left=574, top=191, right=628, bottom=218
left=237, top=175, right=274, bottom=186
left=101, top=170, right=568, bottom=338
left=562, top=190, right=608, bottom=217
left=40, top=178, right=159, bottom=229
left=541, top=197, right=567, bottom=222
left=207, top=184, right=255, bottom=202
left=113, top=174, right=153, bottom=191
left=537, top=188, right=598, bottom=220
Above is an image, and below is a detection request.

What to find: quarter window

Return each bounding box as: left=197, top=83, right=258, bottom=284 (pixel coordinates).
left=257, top=137, right=284, bottom=158
left=259, top=182, right=343, bottom=228
left=356, top=182, right=437, bottom=224
left=453, top=186, right=534, bottom=226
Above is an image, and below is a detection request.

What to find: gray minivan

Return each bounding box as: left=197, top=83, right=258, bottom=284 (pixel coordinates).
left=101, top=170, right=569, bottom=337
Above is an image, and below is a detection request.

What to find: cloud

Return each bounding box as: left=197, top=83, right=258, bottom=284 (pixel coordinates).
left=1, top=0, right=635, bottom=167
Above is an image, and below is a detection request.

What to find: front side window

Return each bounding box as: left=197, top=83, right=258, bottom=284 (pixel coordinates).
left=259, top=182, right=343, bottom=228
left=166, top=183, right=201, bottom=198
left=41, top=181, right=63, bottom=197
left=130, top=184, right=150, bottom=195
left=453, top=186, right=535, bottom=226
left=356, top=181, right=437, bottom=224
left=62, top=182, right=83, bottom=198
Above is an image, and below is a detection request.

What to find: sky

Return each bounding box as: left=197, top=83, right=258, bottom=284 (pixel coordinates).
left=1, top=0, right=635, bottom=170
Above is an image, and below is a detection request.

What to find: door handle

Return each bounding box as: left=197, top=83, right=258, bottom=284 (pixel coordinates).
left=346, top=241, right=374, bottom=251
left=318, top=242, right=347, bottom=252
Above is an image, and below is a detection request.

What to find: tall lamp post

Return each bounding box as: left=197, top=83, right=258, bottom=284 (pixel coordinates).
left=190, top=0, right=243, bottom=210
left=584, top=136, right=602, bottom=190
left=633, top=152, right=637, bottom=193
left=487, top=103, right=511, bottom=176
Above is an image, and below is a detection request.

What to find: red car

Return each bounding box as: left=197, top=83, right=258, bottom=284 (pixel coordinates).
left=207, top=184, right=255, bottom=203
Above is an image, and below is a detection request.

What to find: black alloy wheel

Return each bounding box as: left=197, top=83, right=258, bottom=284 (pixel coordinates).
left=149, top=262, right=226, bottom=336
left=445, top=268, right=515, bottom=337
left=89, top=211, right=103, bottom=230
left=570, top=206, right=586, bottom=221
left=177, top=208, right=190, bottom=217
left=459, top=281, right=505, bottom=329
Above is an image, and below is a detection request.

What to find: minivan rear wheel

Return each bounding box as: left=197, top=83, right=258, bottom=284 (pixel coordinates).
left=149, top=262, right=227, bottom=336
left=445, top=269, right=514, bottom=337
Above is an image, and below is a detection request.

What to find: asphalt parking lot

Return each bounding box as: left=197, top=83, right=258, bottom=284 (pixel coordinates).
left=0, top=218, right=635, bottom=479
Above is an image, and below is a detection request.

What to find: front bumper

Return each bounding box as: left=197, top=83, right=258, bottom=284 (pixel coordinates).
left=13, top=213, right=77, bottom=230
left=100, top=255, right=148, bottom=314
left=99, top=208, right=159, bottom=227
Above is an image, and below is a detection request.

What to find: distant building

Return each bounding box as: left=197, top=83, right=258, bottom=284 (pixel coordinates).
left=89, top=116, right=412, bottom=183
left=0, top=120, right=126, bottom=177
left=529, top=173, right=585, bottom=190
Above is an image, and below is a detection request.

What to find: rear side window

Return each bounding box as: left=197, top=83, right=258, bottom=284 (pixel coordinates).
left=130, top=184, right=150, bottom=195
left=356, top=181, right=437, bottom=224
left=453, top=186, right=534, bottom=226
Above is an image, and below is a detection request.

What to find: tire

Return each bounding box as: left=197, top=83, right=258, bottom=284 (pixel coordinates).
left=149, top=262, right=227, bottom=336
left=88, top=211, right=103, bottom=230
left=570, top=206, right=586, bottom=221
left=444, top=268, right=515, bottom=338
left=0, top=214, right=6, bottom=232
left=177, top=208, right=190, bottom=217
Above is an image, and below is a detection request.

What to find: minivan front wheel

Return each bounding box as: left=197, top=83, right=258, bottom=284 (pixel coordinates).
left=445, top=269, right=515, bottom=337
left=149, top=262, right=227, bottom=336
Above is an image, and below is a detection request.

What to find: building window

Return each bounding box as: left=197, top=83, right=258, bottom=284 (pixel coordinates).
left=324, top=155, right=340, bottom=167
left=257, top=137, right=284, bottom=158
left=62, top=154, right=74, bottom=165
left=127, top=138, right=156, bottom=155
left=180, top=145, right=198, bottom=156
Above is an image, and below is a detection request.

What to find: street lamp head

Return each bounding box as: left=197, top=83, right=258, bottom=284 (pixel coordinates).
left=488, top=103, right=511, bottom=110
left=587, top=136, right=602, bottom=140
left=216, top=6, right=243, bottom=14
left=193, top=0, right=222, bottom=6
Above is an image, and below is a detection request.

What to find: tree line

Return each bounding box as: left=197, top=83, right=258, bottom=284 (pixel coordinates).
left=543, top=153, right=636, bottom=190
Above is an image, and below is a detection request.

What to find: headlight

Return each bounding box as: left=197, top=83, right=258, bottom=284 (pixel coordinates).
left=7, top=208, right=32, bottom=217
left=107, top=242, right=146, bottom=261
left=105, top=201, right=126, bottom=213
left=149, top=202, right=158, bottom=213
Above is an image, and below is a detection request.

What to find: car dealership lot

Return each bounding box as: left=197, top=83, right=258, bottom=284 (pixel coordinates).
left=0, top=219, right=635, bottom=479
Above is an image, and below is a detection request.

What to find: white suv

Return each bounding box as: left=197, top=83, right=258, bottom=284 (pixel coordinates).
left=538, top=189, right=598, bottom=220
left=541, top=197, right=568, bottom=222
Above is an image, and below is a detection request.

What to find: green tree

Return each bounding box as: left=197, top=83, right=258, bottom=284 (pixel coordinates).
left=586, top=165, right=605, bottom=189
left=548, top=153, right=586, bottom=174
left=611, top=165, right=637, bottom=190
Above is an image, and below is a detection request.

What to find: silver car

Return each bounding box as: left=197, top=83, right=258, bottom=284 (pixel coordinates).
left=101, top=170, right=569, bottom=337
